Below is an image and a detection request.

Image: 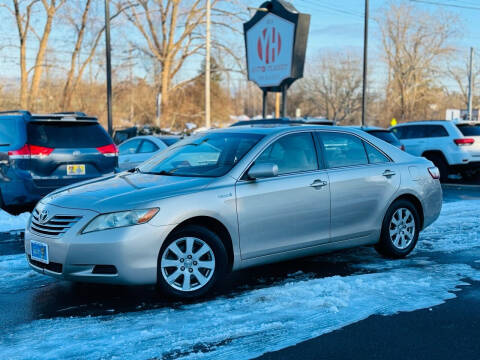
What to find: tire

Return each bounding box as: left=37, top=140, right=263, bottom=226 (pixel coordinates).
left=375, top=199, right=420, bottom=259
left=157, top=224, right=227, bottom=299
left=425, top=153, right=448, bottom=182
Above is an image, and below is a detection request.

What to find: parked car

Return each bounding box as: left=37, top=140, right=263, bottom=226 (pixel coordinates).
left=0, top=110, right=117, bottom=213
left=26, top=124, right=442, bottom=299
left=350, top=126, right=404, bottom=150
left=117, top=135, right=181, bottom=171
left=391, top=120, right=480, bottom=181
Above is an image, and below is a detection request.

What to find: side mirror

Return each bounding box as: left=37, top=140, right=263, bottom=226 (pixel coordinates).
left=247, top=162, right=278, bottom=180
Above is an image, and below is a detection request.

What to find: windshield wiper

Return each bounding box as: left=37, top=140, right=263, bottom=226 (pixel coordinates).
left=127, top=167, right=142, bottom=173
left=144, top=170, right=175, bottom=176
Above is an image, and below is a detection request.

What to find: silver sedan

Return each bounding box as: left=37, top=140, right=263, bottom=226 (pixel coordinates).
left=25, top=125, right=442, bottom=299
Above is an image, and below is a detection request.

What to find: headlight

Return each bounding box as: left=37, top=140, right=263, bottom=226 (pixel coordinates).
left=82, top=208, right=159, bottom=234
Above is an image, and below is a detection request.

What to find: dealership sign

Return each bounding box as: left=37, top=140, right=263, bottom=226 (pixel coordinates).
left=244, top=0, right=310, bottom=92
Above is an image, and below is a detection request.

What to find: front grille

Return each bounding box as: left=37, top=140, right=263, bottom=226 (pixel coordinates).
left=28, top=256, right=63, bottom=273
left=30, top=208, right=82, bottom=237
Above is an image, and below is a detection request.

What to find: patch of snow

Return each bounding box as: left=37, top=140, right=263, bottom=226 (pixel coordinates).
left=0, top=210, right=30, bottom=233
left=0, top=263, right=479, bottom=360
left=0, top=254, right=53, bottom=294
left=417, top=200, right=480, bottom=253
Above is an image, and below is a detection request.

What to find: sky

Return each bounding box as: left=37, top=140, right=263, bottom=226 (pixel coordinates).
left=1, top=0, right=480, bottom=92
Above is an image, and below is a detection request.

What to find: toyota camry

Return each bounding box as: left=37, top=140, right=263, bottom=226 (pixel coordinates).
left=25, top=124, right=442, bottom=299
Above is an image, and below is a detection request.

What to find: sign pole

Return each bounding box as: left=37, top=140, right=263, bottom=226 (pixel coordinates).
left=361, top=0, right=369, bottom=127
left=104, top=0, right=113, bottom=136
left=281, top=86, right=287, bottom=118
left=262, top=90, right=267, bottom=118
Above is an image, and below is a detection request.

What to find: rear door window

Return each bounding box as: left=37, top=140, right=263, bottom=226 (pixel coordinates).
left=456, top=124, right=480, bottom=136
left=138, top=140, right=159, bottom=154
left=319, top=132, right=369, bottom=168
left=424, top=125, right=449, bottom=138
left=119, top=139, right=142, bottom=155
left=27, top=122, right=112, bottom=148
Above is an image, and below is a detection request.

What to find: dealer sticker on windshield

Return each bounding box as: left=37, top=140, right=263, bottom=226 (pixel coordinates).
left=31, top=240, right=49, bottom=264
left=67, top=164, right=86, bottom=176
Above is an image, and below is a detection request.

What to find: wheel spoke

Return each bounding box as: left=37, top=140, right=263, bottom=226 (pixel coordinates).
left=169, top=243, right=184, bottom=258
left=193, top=269, right=208, bottom=286
left=194, top=244, right=210, bottom=259
left=162, top=259, right=180, bottom=268
left=182, top=273, right=191, bottom=290
left=167, top=269, right=182, bottom=284
left=197, top=260, right=215, bottom=269
left=185, top=237, right=194, bottom=255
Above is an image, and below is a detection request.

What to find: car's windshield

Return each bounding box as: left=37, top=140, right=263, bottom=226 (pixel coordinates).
left=139, top=132, right=264, bottom=177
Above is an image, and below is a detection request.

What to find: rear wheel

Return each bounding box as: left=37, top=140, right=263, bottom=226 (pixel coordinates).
left=424, top=153, right=448, bottom=182
left=157, top=225, right=227, bottom=299
left=375, top=199, right=420, bottom=259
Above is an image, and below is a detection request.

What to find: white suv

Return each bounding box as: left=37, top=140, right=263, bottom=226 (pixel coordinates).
left=391, top=121, right=480, bottom=181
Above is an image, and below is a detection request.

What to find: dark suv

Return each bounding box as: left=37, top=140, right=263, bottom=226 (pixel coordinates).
left=0, top=111, right=118, bottom=213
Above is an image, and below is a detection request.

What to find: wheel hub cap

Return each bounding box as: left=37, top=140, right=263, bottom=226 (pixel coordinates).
left=160, top=237, right=215, bottom=292
left=389, top=208, right=416, bottom=250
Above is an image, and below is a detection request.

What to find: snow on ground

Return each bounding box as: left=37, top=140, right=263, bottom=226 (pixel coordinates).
left=0, top=210, right=30, bottom=233
left=417, top=200, right=480, bottom=253
left=0, top=264, right=479, bottom=360
left=0, top=254, right=53, bottom=294
left=0, top=200, right=480, bottom=359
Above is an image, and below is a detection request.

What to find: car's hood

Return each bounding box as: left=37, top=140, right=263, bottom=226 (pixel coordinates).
left=41, top=173, right=214, bottom=213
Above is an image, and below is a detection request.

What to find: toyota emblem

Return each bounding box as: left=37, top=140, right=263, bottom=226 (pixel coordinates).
left=39, top=209, right=49, bottom=224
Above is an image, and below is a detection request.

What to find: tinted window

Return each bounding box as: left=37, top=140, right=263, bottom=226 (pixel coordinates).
left=256, top=133, right=318, bottom=175
left=392, top=125, right=448, bottom=139
left=119, top=139, right=142, bottom=155
left=138, top=140, right=159, bottom=153
left=320, top=132, right=368, bottom=168
left=27, top=122, right=112, bottom=148
left=0, top=118, right=20, bottom=146
left=140, top=132, right=264, bottom=177
left=367, top=130, right=401, bottom=146
left=425, top=125, right=448, bottom=137
left=456, top=124, right=480, bottom=136
left=364, top=142, right=390, bottom=163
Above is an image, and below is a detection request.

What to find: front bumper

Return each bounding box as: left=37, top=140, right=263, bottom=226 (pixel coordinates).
left=25, top=204, right=174, bottom=285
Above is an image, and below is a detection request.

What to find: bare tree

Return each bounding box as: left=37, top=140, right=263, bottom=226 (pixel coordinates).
left=447, top=50, right=480, bottom=109
left=7, top=0, right=65, bottom=109
left=377, top=2, right=457, bottom=122
left=117, top=0, right=242, bottom=120
left=301, top=52, right=363, bottom=124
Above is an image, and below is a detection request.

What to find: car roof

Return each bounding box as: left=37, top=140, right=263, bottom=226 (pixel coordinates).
left=208, top=124, right=363, bottom=137
left=346, top=125, right=389, bottom=132
left=0, top=110, right=97, bottom=122
left=391, top=120, right=453, bottom=127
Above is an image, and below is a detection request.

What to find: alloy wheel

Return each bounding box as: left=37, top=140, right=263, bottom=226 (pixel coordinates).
left=389, top=208, right=416, bottom=250
left=160, top=237, right=215, bottom=292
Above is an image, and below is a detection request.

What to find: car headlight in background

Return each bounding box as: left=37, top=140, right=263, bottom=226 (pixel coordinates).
left=82, top=208, right=159, bottom=234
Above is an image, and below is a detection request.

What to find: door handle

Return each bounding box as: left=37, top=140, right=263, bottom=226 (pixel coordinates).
left=382, top=170, right=396, bottom=178
left=310, top=179, right=328, bottom=188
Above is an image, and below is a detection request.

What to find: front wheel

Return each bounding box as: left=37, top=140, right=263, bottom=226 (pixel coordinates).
left=157, top=225, right=227, bottom=299
left=375, top=200, right=420, bottom=259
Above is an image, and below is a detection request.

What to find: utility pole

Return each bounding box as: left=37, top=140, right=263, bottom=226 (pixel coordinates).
left=205, top=0, right=211, bottom=128
left=468, top=47, right=474, bottom=121
left=361, top=0, right=369, bottom=127
left=104, top=0, right=113, bottom=136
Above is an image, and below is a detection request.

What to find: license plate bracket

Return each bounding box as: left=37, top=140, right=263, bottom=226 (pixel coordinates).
left=67, top=164, right=86, bottom=176
left=31, top=240, right=49, bottom=264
